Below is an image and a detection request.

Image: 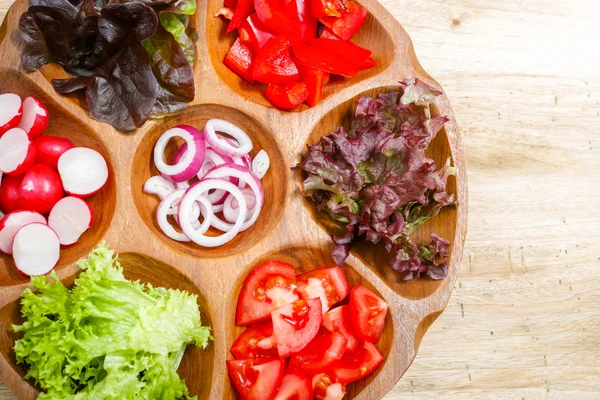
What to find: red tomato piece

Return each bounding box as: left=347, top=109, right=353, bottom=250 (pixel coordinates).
left=265, top=82, right=309, bottom=110
left=227, top=0, right=255, bottom=33
left=295, top=59, right=329, bottom=107
left=312, top=373, right=346, bottom=400
left=310, top=0, right=346, bottom=18
left=329, top=341, right=384, bottom=384
left=238, top=12, right=276, bottom=51
left=291, top=42, right=361, bottom=77
left=225, top=38, right=255, bottom=84
left=296, top=266, right=350, bottom=314
left=322, top=304, right=360, bottom=352
left=320, top=0, right=367, bottom=41
left=252, top=36, right=299, bottom=84
left=349, top=285, right=388, bottom=343
left=273, top=370, right=312, bottom=400
left=236, top=260, right=300, bottom=326
left=227, top=358, right=285, bottom=400
left=288, top=331, right=347, bottom=375
left=271, top=298, right=322, bottom=358
left=231, top=321, right=279, bottom=359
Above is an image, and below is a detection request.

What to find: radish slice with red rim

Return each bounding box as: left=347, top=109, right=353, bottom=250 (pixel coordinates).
left=144, top=176, right=176, bottom=200
left=58, top=147, right=108, bottom=197
left=154, top=125, right=206, bottom=183
left=204, top=119, right=252, bottom=157
left=0, top=93, right=22, bottom=136
left=0, top=128, right=37, bottom=175
left=0, top=210, right=46, bottom=254
left=223, top=188, right=257, bottom=223
left=179, top=179, right=247, bottom=247
left=12, top=223, right=60, bottom=276
left=157, top=189, right=213, bottom=242
left=17, top=96, right=48, bottom=139
left=252, top=150, right=270, bottom=179
left=48, top=196, right=93, bottom=246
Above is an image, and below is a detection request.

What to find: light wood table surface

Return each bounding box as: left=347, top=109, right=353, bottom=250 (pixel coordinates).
left=1, top=0, right=599, bottom=399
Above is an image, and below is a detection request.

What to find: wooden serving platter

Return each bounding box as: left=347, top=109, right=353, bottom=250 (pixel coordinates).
left=0, top=0, right=467, bottom=398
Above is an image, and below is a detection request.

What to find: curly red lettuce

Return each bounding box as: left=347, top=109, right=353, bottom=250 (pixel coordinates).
left=300, top=79, right=456, bottom=280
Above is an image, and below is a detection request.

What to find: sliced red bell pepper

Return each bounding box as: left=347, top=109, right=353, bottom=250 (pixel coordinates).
left=283, top=0, right=318, bottom=41
left=266, top=82, right=309, bottom=109
left=252, top=35, right=299, bottom=84
left=225, top=38, right=255, bottom=83
left=309, top=37, right=371, bottom=66
left=361, top=55, right=375, bottom=70
left=238, top=12, right=276, bottom=50
left=295, top=57, right=329, bottom=106
left=254, top=0, right=294, bottom=35
left=310, top=0, right=346, bottom=18
left=320, top=0, right=367, bottom=40
left=292, top=42, right=361, bottom=77
left=227, top=0, right=255, bottom=33
left=319, top=26, right=340, bottom=39
left=225, top=0, right=239, bottom=8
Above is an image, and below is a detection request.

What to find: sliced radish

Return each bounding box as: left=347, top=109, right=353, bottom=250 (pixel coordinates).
left=17, top=97, right=48, bottom=139
left=58, top=147, right=108, bottom=197
left=19, top=164, right=64, bottom=214
left=48, top=196, right=93, bottom=245
left=0, top=128, right=37, bottom=175
left=0, top=93, right=22, bottom=137
left=0, top=210, right=46, bottom=254
left=33, top=136, right=74, bottom=170
left=204, top=119, right=253, bottom=157
left=0, top=173, right=23, bottom=213
left=252, top=149, right=270, bottom=179
left=12, top=223, right=60, bottom=276
left=154, top=125, right=206, bottom=183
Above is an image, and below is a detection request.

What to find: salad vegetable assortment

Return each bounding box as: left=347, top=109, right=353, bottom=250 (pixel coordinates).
left=298, top=78, right=456, bottom=281
left=145, top=119, right=270, bottom=247
left=215, top=0, right=374, bottom=109
left=19, top=0, right=198, bottom=131
left=13, top=244, right=212, bottom=400
left=228, top=260, right=388, bottom=399
left=0, top=94, right=108, bottom=276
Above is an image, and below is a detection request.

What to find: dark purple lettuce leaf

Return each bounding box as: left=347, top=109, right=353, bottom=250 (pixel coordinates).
left=299, top=78, right=456, bottom=280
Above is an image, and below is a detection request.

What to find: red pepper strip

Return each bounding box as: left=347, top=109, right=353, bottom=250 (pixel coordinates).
left=292, top=42, right=361, bottom=77
left=252, top=35, right=299, bottom=84
left=225, top=0, right=239, bottom=8
left=295, top=58, right=329, bottom=106
left=227, top=0, right=255, bottom=33
left=320, top=0, right=367, bottom=40
left=361, top=55, right=375, bottom=70
left=283, top=0, right=318, bottom=41
left=319, top=26, right=340, bottom=39
left=238, top=12, right=276, bottom=50
left=265, top=82, right=309, bottom=109
left=308, top=37, right=371, bottom=66
left=254, top=0, right=294, bottom=35
left=225, top=38, right=255, bottom=83
left=310, top=0, right=346, bottom=18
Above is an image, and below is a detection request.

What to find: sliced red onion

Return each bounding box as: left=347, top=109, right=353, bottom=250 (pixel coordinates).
left=178, top=179, right=247, bottom=247
left=176, top=181, right=191, bottom=190
left=223, top=188, right=257, bottom=223
left=157, top=189, right=213, bottom=242
left=252, top=149, right=270, bottom=179
left=144, top=175, right=176, bottom=200
left=154, top=125, right=206, bottom=183
left=204, top=119, right=252, bottom=157
left=200, top=148, right=238, bottom=204
left=201, top=163, right=263, bottom=232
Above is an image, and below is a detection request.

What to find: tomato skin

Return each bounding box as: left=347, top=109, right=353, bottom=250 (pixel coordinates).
left=329, top=341, right=384, bottom=384
left=273, top=369, right=312, bottom=400
left=348, top=285, right=388, bottom=343
left=227, top=358, right=285, bottom=400
left=288, top=330, right=347, bottom=375
left=231, top=321, right=278, bottom=359
left=296, top=266, right=350, bottom=314
left=236, top=260, right=300, bottom=326
left=272, top=298, right=323, bottom=358
left=322, top=304, right=359, bottom=352
left=312, top=373, right=346, bottom=400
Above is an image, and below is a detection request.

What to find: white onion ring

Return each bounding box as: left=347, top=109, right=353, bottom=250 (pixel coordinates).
left=179, top=179, right=247, bottom=247
left=252, top=149, right=270, bottom=179
left=223, top=188, right=257, bottom=223
left=154, top=125, right=206, bottom=182
left=157, top=190, right=213, bottom=242
left=204, top=119, right=253, bottom=157
left=144, top=176, right=176, bottom=200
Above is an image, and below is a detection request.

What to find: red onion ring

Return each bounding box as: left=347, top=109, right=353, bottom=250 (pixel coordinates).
left=223, top=188, right=257, bottom=223
left=204, top=119, right=253, bottom=157
left=144, top=176, right=176, bottom=200
left=252, top=149, right=270, bottom=179
left=157, top=190, right=213, bottom=242
left=154, top=125, right=206, bottom=182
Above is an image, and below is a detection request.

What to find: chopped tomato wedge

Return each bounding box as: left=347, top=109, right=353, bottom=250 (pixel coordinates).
left=329, top=341, right=384, bottom=384
left=265, top=82, right=309, bottom=110
left=320, top=0, right=367, bottom=41
left=236, top=260, right=300, bottom=326
left=274, top=369, right=313, bottom=400
left=238, top=12, right=276, bottom=51
left=288, top=331, right=347, bottom=375
left=227, top=358, right=285, bottom=400
left=272, top=298, right=322, bottom=357
left=310, top=0, right=346, bottom=18
left=296, top=266, right=350, bottom=313
left=349, top=285, right=388, bottom=343
left=322, top=304, right=359, bottom=352
left=225, top=38, right=255, bottom=83
left=252, top=36, right=300, bottom=84
left=231, top=321, right=279, bottom=359
left=312, top=373, right=346, bottom=400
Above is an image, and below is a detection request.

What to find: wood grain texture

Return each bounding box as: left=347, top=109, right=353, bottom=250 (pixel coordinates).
left=1, top=1, right=599, bottom=400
